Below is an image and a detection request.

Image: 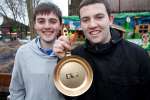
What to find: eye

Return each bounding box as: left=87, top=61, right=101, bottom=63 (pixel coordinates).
left=37, top=19, right=45, bottom=24
left=49, top=19, right=58, bottom=24
left=81, top=18, right=89, bottom=23
left=96, top=15, right=104, bottom=20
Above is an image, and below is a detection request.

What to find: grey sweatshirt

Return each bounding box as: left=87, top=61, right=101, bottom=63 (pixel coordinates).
left=9, top=38, right=65, bottom=100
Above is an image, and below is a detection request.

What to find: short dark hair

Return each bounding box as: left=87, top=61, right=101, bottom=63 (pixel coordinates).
left=79, top=0, right=111, bottom=16
left=33, top=2, right=62, bottom=24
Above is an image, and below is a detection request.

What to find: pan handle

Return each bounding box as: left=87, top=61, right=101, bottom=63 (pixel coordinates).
left=65, top=50, right=71, bottom=56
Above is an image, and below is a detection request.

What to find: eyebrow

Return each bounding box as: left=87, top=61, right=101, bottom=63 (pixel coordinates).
left=36, top=17, right=58, bottom=21
left=49, top=18, right=58, bottom=21
left=36, top=18, right=45, bottom=20
left=81, top=13, right=105, bottom=18
left=95, top=13, right=105, bottom=16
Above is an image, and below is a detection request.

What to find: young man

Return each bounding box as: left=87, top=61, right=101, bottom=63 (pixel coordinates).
left=9, top=2, right=65, bottom=100
left=53, top=0, right=150, bottom=100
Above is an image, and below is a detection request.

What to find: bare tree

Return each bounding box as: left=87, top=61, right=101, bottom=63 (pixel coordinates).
left=17, top=0, right=26, bottom=24
left=0, top=0, right=26, bottom=26
left=26, top=0, right=41, bottom=39
left=33, top=0, right=40, bottom=9
left=26, top=0, right=34, bottom=39
left=0, top=0, right=8, bottom=17
left=0, top=5, right=8, bottom=18
left=5, top=0, right=19, bottom=22
left=0, top=0, right=41, bottom=39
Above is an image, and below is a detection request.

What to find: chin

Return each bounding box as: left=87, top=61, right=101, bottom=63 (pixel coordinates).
left=43, top=38, right=53, bottom=43
left=89, top=38, right=101, bottom=44
left=92, top=41, right=101, bottom=44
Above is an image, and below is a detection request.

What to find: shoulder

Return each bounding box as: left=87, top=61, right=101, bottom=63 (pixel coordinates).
left=17, top=42, right=30, bottom=54
left=16, top=39, right=36, bottom=56
left=122, top=40, right=149, bottom=59
left=123, top=40, right=144, bottom=52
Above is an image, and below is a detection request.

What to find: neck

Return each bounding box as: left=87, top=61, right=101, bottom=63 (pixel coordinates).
left=40, top=39, right=54, bottom=49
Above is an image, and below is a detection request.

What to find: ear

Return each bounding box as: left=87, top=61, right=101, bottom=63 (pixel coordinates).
left=34, top=23, right=36, bottom=30
left=109, top=15, right=114, bottom=25
left=57, top=24, right=63, bottom=37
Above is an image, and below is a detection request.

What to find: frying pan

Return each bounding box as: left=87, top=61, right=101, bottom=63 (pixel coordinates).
left=54, top=52, right=93, bottom=97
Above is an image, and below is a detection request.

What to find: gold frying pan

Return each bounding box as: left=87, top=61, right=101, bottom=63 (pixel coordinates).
left=54, top=53, right=93, bottom=97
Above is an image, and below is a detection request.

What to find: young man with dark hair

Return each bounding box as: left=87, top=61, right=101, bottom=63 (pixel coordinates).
left=9, top=2, right=65, bottom=100
left=53, top=0, right=150, bottom=100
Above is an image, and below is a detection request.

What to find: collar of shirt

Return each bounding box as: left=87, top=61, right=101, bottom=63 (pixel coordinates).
left=36, top=37, right=56, bottom=57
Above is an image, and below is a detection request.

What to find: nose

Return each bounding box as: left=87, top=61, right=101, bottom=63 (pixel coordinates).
left=88, top=19, right=97, bottom=28
left=44, top=21, right=51, bottom=29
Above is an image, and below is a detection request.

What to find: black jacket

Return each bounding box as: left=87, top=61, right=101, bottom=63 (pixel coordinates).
left=68, top=29, right=150, bottom=100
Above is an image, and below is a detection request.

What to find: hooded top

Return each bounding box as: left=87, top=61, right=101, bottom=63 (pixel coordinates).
left=9, top=38, right=65, bottom=100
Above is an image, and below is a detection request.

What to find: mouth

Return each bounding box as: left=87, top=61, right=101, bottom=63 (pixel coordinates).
left=43, top=31, right=54, bottom=35
left=89, top=30, right=101, bottom=36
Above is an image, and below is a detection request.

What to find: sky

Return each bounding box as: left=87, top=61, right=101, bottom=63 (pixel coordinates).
left=41, top=0, right=68, bottom=16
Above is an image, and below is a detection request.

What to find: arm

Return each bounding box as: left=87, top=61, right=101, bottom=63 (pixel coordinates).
left=9, top=48, right=25, bottom=100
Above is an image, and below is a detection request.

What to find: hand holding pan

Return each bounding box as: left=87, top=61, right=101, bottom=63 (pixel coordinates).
left=53, top=29, right=93, bottom=97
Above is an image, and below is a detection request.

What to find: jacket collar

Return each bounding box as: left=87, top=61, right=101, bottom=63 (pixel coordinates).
left=84, top=28, right=123, bottom=54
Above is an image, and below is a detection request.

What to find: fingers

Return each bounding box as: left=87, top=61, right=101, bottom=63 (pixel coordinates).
left=53, top=36, right=71, bottom=58
left=59, top=36, right=71, bottom=50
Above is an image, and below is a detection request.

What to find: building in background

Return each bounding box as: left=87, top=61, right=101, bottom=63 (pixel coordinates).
left=0, top=13, right=29, bottom=41
left=68, top=0, right=150, bottom=15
